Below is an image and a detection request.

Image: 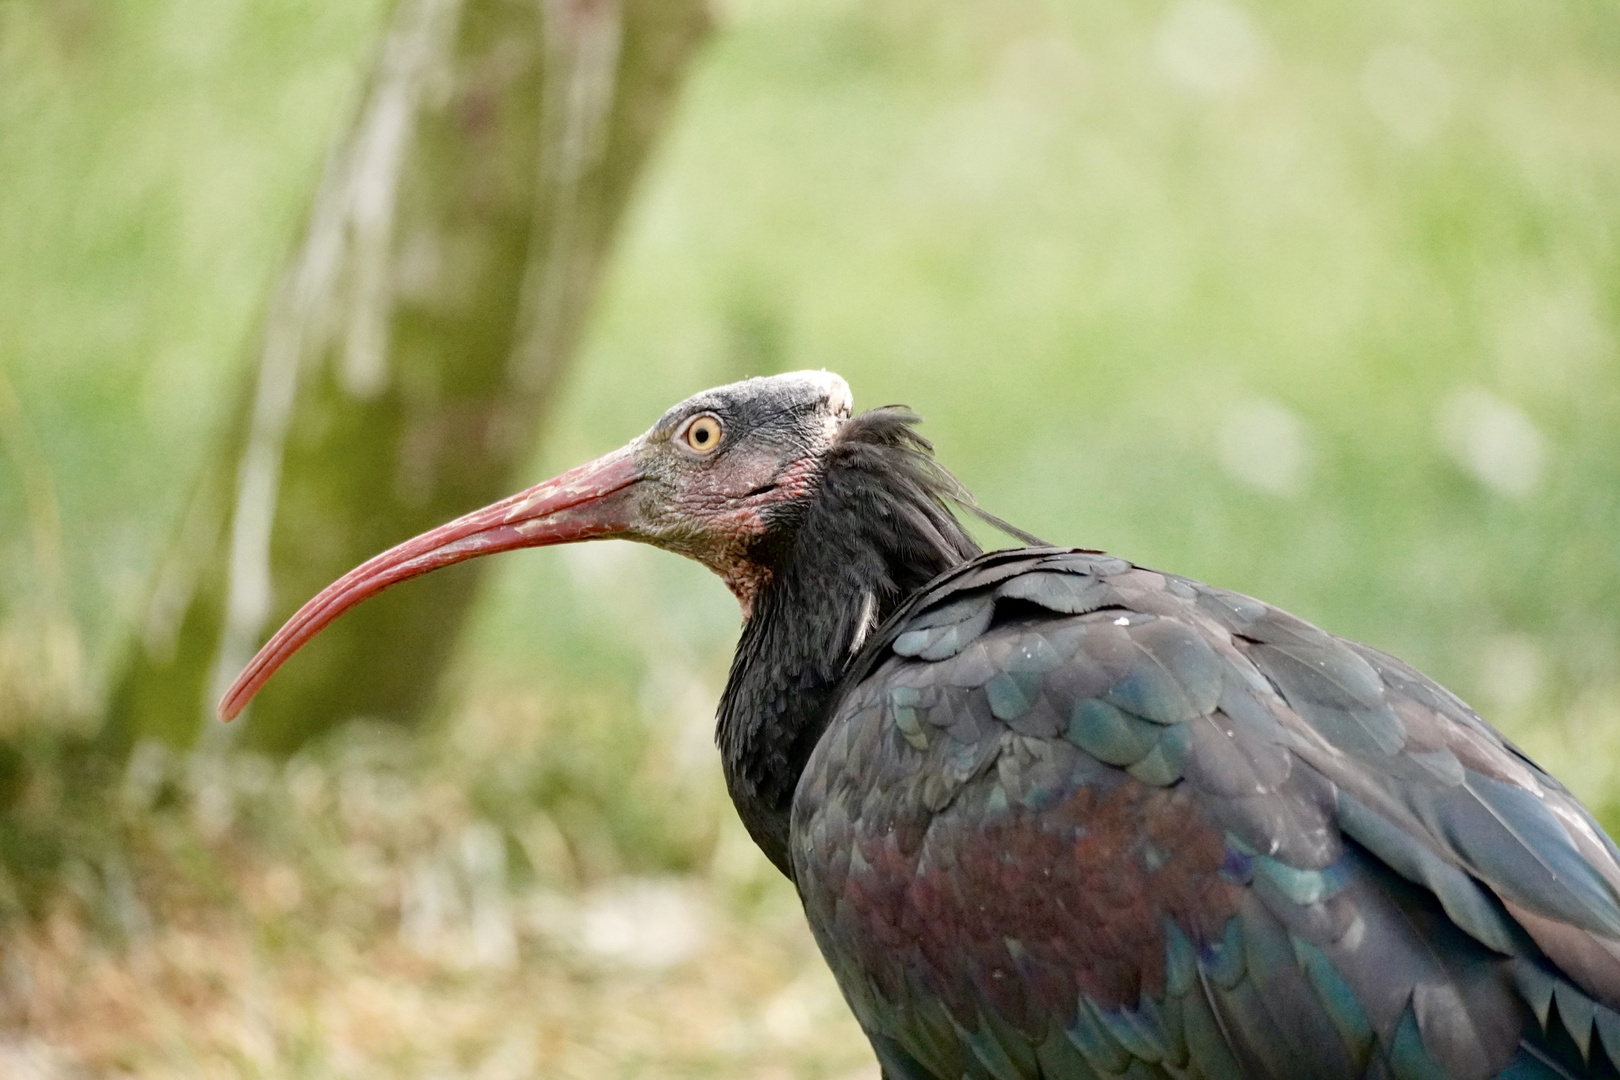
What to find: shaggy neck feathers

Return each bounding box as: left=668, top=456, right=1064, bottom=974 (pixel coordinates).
left=715, top=409, right=981, bottom=877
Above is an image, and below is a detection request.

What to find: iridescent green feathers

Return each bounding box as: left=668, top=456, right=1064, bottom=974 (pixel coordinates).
left=793, top=548, right=1620, bottom=1080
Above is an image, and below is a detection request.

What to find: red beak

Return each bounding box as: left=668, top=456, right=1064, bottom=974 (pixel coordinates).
left=217, top=444, right=643, bottom=722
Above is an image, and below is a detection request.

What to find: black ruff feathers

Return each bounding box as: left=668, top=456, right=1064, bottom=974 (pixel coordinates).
left=716, top=408, right=982, bottom=875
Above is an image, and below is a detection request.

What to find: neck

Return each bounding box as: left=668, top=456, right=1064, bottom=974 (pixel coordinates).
left=715, top=410, right=981, bottom=877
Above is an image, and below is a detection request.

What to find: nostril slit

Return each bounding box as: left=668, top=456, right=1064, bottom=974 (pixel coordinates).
left=745, top=483, right=778, bottom=498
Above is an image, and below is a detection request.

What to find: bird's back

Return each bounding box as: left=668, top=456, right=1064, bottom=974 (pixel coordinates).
left=792, top=548, right=1620, bottom=1080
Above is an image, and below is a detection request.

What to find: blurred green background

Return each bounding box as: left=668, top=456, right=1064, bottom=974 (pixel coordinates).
left=1, top=0, right=1618, bottom=1074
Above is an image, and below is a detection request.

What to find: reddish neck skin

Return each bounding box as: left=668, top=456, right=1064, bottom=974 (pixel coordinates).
left=647, top=442, right=826, bottom=620
left=219, top=420, right=830, bottom=719
left=710, top=452, right=826, bottom=618
left=218, top=391, right=983, bottom=883
left=724, top=564, right=774, bottom=620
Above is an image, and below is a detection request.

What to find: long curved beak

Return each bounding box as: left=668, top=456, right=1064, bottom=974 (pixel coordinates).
left=217, top=443, right=643, bottom=721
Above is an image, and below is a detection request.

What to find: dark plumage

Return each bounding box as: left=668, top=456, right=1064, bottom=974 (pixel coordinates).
left=223, top=372, right=1620, bottom=1079
left=720, top=407, right=982, bottom=871
left=798, top=544, right=1620, bottom=1080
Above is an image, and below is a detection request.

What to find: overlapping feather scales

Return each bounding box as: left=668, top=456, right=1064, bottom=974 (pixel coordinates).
left=793, top=548, right=1620, bottom=1080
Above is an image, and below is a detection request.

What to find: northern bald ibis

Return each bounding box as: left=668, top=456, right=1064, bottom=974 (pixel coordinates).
left=222, top=372, right=1620, bottom=1079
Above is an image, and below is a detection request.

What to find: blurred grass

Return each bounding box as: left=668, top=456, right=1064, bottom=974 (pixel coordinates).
left=1, top=0, right=1619, bottom=1073
left=0, top=700, right=874, bottom=1078
left=486, top=0, right=1620, bottom=813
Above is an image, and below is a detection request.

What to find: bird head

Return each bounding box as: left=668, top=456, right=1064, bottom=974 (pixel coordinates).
left=217, top=370, right=856, bottom=720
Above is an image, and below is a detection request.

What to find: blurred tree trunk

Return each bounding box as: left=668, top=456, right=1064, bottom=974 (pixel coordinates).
left=108, top=0, right=709, bottom=756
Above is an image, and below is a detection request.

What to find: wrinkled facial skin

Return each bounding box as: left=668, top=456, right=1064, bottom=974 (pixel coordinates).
left=626, top=371, right=853, bottom=615
left=217, top=370, right=854, bottom=721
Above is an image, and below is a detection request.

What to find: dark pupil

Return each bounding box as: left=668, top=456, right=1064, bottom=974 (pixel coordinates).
left=693, top=425, right=709, bottom=444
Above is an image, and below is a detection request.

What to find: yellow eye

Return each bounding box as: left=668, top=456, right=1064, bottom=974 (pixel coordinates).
left=682, top=414, right=723, bottom=454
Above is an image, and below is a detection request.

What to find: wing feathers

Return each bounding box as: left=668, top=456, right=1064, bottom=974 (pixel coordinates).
left=797, top=548, right=1620, bottom=1078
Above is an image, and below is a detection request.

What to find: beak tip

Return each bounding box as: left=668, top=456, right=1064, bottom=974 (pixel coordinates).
left=211, top=442, right=642, bottom=720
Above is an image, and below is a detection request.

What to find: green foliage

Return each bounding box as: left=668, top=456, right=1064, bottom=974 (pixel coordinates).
left=484, top=0, right=1620, bottom=818
left=3, top=0, right=1620, bottom=884
left=1, top=0, right=1618, bottom=1070
left=0, top=0, right=387, bottom=665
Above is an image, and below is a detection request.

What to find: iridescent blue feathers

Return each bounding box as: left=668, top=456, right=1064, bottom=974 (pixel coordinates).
left=793, top=548, right=1620, bottom=1080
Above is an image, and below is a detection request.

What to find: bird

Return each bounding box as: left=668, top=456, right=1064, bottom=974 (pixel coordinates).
left=222, top=370, right=1620, bottom=1080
